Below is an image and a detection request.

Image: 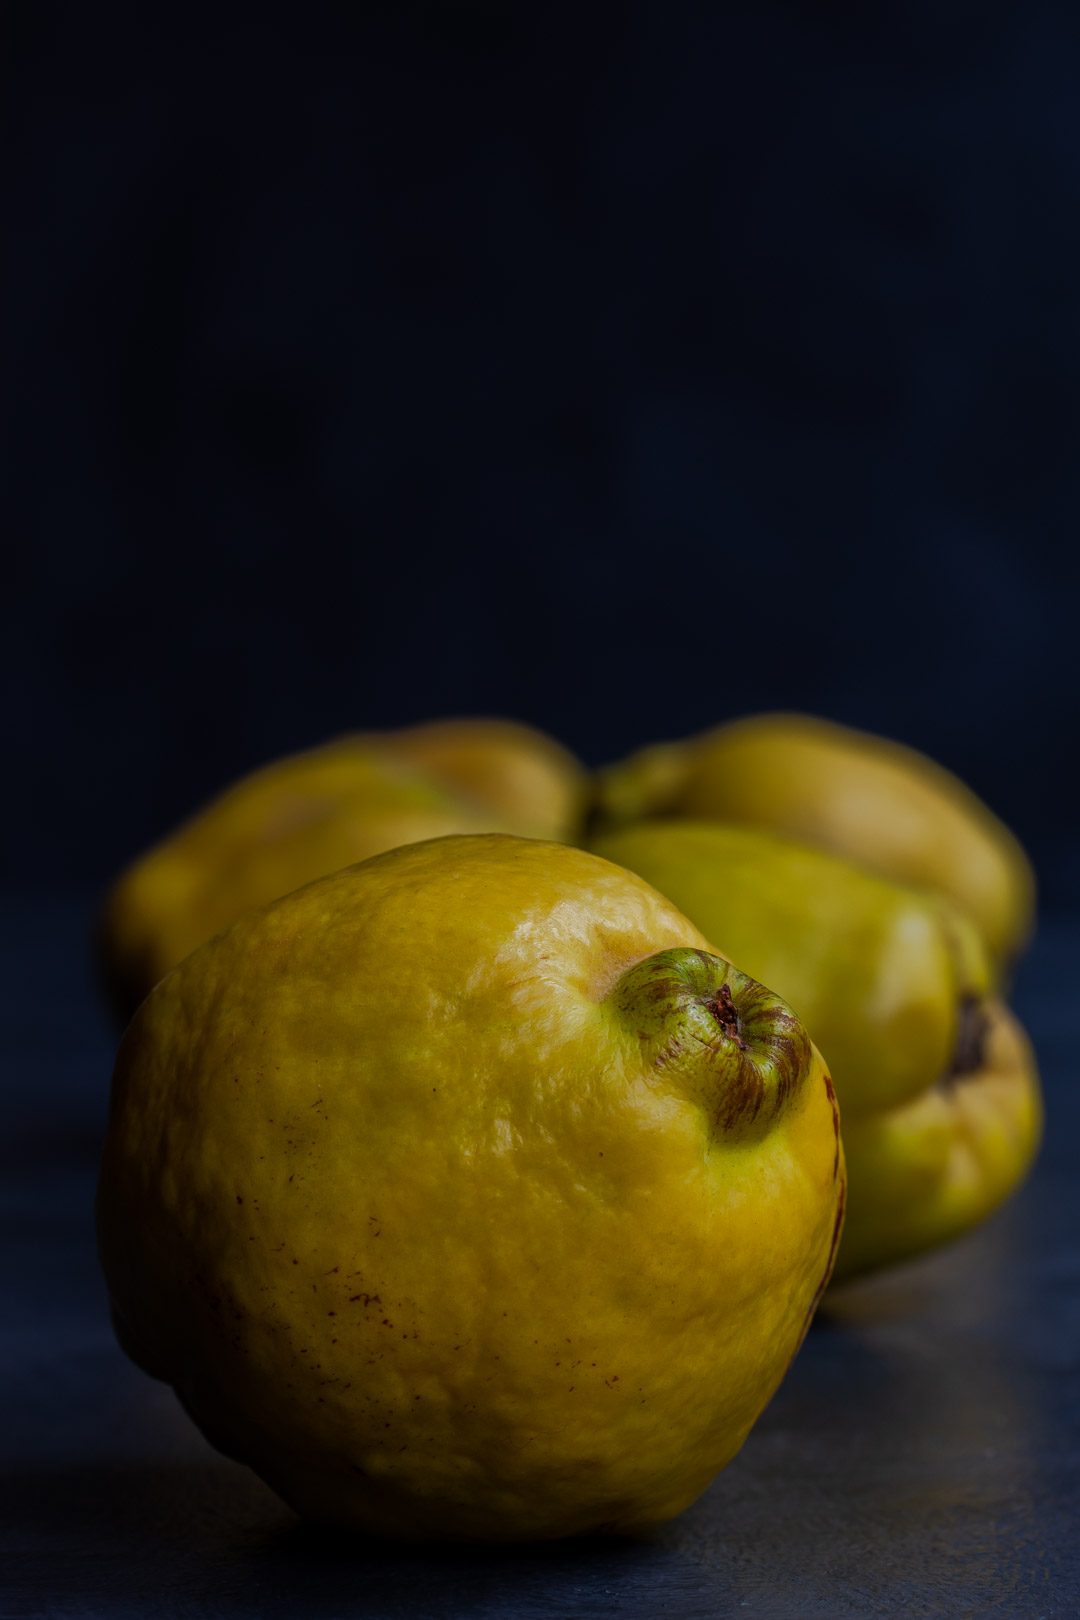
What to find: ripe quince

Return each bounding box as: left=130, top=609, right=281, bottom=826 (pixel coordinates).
left=98, top=835, right=843, bottom=1541
left=100, top=719, right=585, bottom=1021
left=594, top=713, right=1035, bottom=975
left=590, top=822, right=1041, bottom=1281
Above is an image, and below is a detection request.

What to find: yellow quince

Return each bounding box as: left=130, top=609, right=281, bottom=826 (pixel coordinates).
left=594, top=713, right=1035, bottom=975
left=99, top=718, right=585, bottom=1021
left=98, top=835, right=843, bottom=1541
left=591, top=821, right=1041, bottom=1281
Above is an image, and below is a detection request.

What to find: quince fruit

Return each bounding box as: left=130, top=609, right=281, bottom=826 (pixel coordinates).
left=591, top=821, right=1041, bottom=1281
left=100, top=718, right=585, bottom=1021
left=594, top=713, right=1035, bottom=975
left=98, top=835, right=843, bottom=1541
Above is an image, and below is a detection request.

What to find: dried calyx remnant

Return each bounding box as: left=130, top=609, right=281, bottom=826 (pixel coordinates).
left=709, top=982, right=748, bottom=1050
left=612, top=948, right=810, bottom=1137
left=947, top=994, right=991, bottom=1082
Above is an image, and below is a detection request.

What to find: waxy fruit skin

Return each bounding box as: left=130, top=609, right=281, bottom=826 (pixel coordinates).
left=98, top=835, right=843, bottom=1541
left=592, top=820, right=1041, bottom=1282
left=594, top=712, right=1035, bottom=977
left=99, top=718, right=586, bottom=1022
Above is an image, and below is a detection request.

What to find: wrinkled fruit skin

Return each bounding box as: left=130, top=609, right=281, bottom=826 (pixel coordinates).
left=98, top=835, right=843, bottom=1542
left=591, top=822, right=1041, bottom=1282
left=99, top=718, right=586, bottom=1023
left=594, top=712, right=1035, bottom=977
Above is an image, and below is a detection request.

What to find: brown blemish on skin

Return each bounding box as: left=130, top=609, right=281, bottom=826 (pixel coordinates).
left=774, top=1171, right=848, bottom=1376
left=823, top=1072, right=840, bottom=1180
left=804, top=1178, right=846, bottom=1331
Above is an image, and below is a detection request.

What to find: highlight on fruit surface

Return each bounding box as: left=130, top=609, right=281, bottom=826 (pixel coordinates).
left=593, top=712, right=1036, bottom=977
left=98, top=833, right=843, bottom=1542
left=590, top=820, right=1041, bottom=1282
left=98, top=717, right=587, bottom=1023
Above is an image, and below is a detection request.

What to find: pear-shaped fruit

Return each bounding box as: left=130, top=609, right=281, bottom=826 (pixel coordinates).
left=594, top=713, right=1035, bottom=975
left=98, top=835, right=843, bottom=1541
left=385, top=717, right=584, bottom=841
left=100, top=718, right=586, bottom=1022
left=591, top=821, right=1041, bottom=1281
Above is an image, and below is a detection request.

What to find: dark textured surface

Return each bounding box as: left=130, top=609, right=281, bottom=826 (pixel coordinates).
left=2, top=897, right=1078, bottom=1618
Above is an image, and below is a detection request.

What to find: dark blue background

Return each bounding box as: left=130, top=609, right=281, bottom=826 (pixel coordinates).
left=6, top=3, right=1078, bottom=898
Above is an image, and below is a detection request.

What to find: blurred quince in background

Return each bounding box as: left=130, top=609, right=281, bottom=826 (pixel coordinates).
left=98, top=836, right=843, bottom=1541
left=593, top=713, right=1036, bottom=978
left=97, top=705, right=1042, bottom=1291
left=590, top=821, right=1042, bottom=1280
left=98, top=719, right=586, bottom=1022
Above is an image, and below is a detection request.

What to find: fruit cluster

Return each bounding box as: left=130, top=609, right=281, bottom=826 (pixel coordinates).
left=96, top=714, right=1040, bottom=1541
